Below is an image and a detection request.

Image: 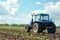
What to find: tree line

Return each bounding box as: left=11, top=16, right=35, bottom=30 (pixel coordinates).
left=0, top=24, right=25, bottom=26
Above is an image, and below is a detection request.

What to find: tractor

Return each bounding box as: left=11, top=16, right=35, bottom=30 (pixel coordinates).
left=25, top=13, right=56, bottom=34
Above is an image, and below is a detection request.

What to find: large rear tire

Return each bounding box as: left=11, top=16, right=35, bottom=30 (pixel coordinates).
left=32, top=23, right=38, bottom=33
left=32, top=23, right=43, bottom=33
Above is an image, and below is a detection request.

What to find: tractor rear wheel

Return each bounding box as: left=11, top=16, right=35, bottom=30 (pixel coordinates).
left=47, top=23, right=56, bottom=34
left=32, top=23, right=43, bottom=33
left=25, top=24, right=30, bottom=32
left=32, top=23, right=38, bottom=33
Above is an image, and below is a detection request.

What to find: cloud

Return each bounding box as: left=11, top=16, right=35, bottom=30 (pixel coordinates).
left=0, top=0, right=19, bottom=15
left=17, top=13, right=31, bottom=24
left=35, top=2, right=41, bottom=5
left=44, top=1, right=60, bottom=19
left=0, top=15, right=19, bottom=24
left=30, top=1, right=60, bottom=26
left=31, top=10, right=47, bottom=14
left=0, top=0, right=20, bottom=24
left=0, top=5, right=9, bottom=15
left=0, top=13, right=31, bottom=24
left=0, top=16, right=2, bottom=19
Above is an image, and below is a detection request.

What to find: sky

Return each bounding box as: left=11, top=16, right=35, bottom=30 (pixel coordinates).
left=0, top=0, right=60, bottom=26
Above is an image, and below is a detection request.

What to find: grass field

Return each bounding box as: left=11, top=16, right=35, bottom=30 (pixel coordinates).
left=0, top=25, right=60, bottom=40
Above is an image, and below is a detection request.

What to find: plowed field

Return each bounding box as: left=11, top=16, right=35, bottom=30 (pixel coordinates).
left=0, top=26, right=60, bottom=40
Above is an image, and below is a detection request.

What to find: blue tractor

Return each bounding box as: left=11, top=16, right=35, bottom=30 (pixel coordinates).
left=25, top=14, right=56, bottom=34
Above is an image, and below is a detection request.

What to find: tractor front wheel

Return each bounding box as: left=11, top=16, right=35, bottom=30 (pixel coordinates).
left=25, top=24, right=30, bottom=32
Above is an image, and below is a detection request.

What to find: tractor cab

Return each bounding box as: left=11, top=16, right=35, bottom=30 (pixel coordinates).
left=34, top=14, right=49, bottom=23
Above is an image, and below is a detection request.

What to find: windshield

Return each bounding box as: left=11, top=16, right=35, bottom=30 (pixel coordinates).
left=41, top=16, right=48, bottom=21
left=34, top=15, right=49, bottom=21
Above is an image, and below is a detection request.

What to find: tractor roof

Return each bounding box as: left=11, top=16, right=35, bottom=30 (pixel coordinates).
left=34, top=14, right=49, bottom=16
